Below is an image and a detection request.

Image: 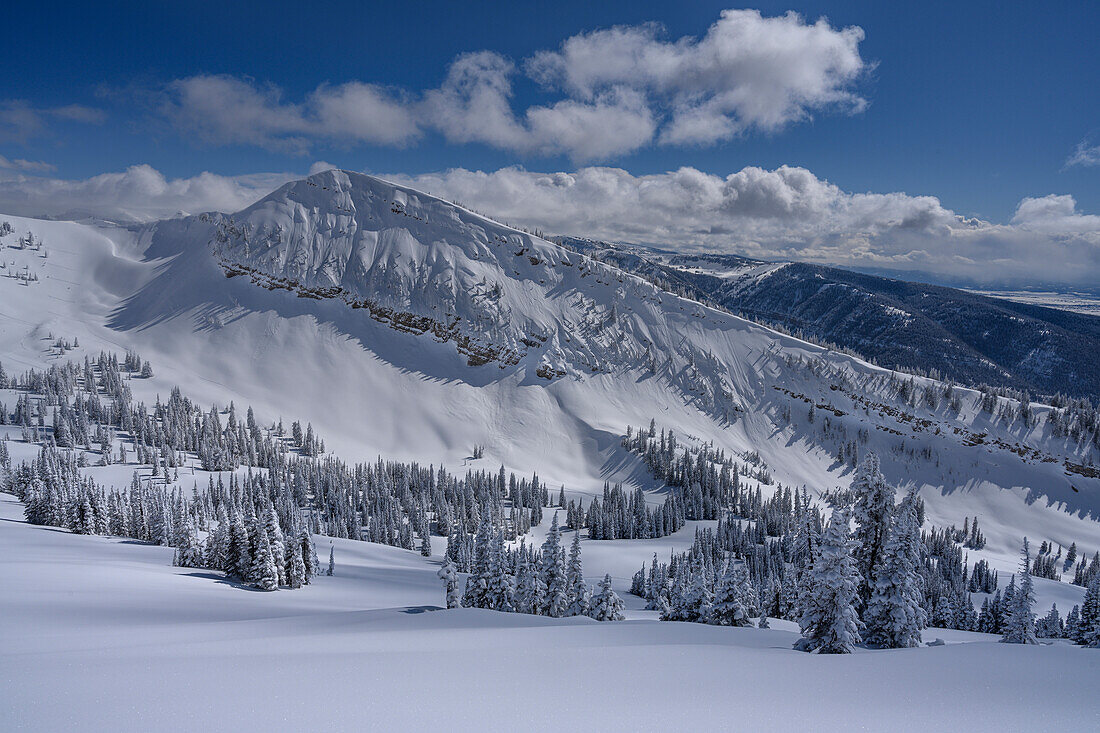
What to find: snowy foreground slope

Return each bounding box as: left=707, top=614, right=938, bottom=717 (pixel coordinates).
left=2, top=493, right=1097, bottom=733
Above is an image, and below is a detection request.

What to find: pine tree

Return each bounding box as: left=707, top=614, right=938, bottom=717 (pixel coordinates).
left=709, top=560, right=756, bottom=627
left=327, top=545, right=335, bottom=577
left=590, top=574, right=625, bottom=621
left=437, top=557, right=459, bottom=609
left=485, top=532, right=514, bottom=611
left=565, top=531, right=590, bottom=617
left=797, top=506, right=863, bottom=654
left=299, top=530, right=316, bottom=583
left=287, top=538, right=307, bottom=589
left=252, top=532, right=279, bottom=591
left=264, top=505, right=286, bottom=586
left=172, top=517, right=204, bottom=568
left=463, top=514, right=494, bottom=609
left=851, top=453, right=894, bottom=603
left=863, top=488, right=926, bottom=648
left=514, top=556, right=537, bottom=614
left=1077, top=575, right=1100, bottom=647
left=1036, top=603, right=1062, bottom=638
left=1001, top=538, right=1038, bottom=644
left=539, top=513, right=567, bottom=617
left=230, top=511, right=251, bottom=581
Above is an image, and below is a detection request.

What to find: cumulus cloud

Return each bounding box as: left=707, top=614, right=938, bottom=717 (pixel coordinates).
left=151, top=10, right=867, bottom=161
left=421, top=52, right=656, bottom=161
left=383, top=165, right=1099, bottom=287
left=159, top=75, right=419, bottom=153
left=2, top=162, right=1094, bottom=287
left=1012, top=194, right=1100, bottom=235
left=0, top=164, right=293, bottom=221
left=528, top=10, right=868, bottom=145
left=0, top=100, right=106, bottom=142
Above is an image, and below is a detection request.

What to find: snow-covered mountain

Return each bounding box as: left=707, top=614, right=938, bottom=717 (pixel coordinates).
left=4, top=169, right=1100, bottom=730
left=560, top=239, right=1100, bottom=399
left=2, top=169, right=1099, bottom=560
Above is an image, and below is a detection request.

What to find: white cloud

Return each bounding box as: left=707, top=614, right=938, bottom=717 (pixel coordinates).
left=384, top=165, right=1100, bottom=287
left=152, top=10, right=867, bottom=161
left=1066, top=136, right=1100, bottom=168
left=421, top=52, right=656, bottom=162
left=0, top=100, right=106, bottom=142
left=0, top=164, right=294, bottom=221
left=0, top=155, right=55, bottom=173
left=527, top=9, right=868, bottom=145
left=2, top=162, right=1094, bottom=287
left=160, top=75, right=419, bottom=154
left=1012, top=194, right=1100, bottom=235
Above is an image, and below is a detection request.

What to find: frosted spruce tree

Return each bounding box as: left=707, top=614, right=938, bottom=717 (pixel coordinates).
left=709, top=560, right=756, bottom=627
left=863, top=488, right=926, bottom=648
left=437, top=557, right=459, bottom=609
left=1076, top=575, right=1100, bottom=647
left=797, top=506, right=863, bottom=653
left=539, top=513, right=568, bottom=617
left=485, top=532, right=515, bottom=612
left=327, top=545, right=335, bottom=577
left=1001, top=538, right=1038, bottom=644
left=287, top=538, right=307, bottom=589
left=172, top=517, right=205, bottom=569
left=590, top=574, right=625, bottom=621
left=462, top=514, right=494, bottom=608
left=252, top=532, right=279, bottom=591
left=851, top=453, right=895, bottom=603
left=565, top=531, right=590, bottom=617
left=514, top=555, right=537, bottom=614
left=264, top=505, right=287, bottom=587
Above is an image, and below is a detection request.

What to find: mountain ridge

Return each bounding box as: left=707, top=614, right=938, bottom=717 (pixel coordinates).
left=559, top=238, right=1100, bottom=400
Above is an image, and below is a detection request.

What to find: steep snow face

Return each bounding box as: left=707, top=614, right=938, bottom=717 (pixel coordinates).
left=151, top=169, right=780, bottom=409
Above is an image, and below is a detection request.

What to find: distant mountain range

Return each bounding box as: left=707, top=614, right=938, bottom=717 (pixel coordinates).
left=558, top=239, right=1100, bottom=400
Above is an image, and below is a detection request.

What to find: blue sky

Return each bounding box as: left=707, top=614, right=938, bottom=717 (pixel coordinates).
left=2, top=2, right=1098, bottom=286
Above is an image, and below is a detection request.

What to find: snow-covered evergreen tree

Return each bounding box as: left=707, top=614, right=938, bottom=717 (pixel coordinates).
left=485, top=532, right=514, bottom=611
left=1001, top=538, right=1038, bottom=645
left=462, top=514, right=494, bottom=609
left=514, top=555, right=537, bottom=614
left=286, top=537, right=307, bottom=589
left=851, top=453, right=894, bottom=603
left=539, top=513, right=568, bottom=617
left=709, top=560, right=756, bottom=627
left=565, top=531, right=590, bottom=617
left=590, top=574, right=625, bottom=621
left=437, top=557, right=459, bottom=609
left=863, top=488, right=926, bottom=648
left=797, top=506, right=863, bottom=654
left=1077, top=575, right=1100, bottom=647
left=252, top=532, right=279, bottom=591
